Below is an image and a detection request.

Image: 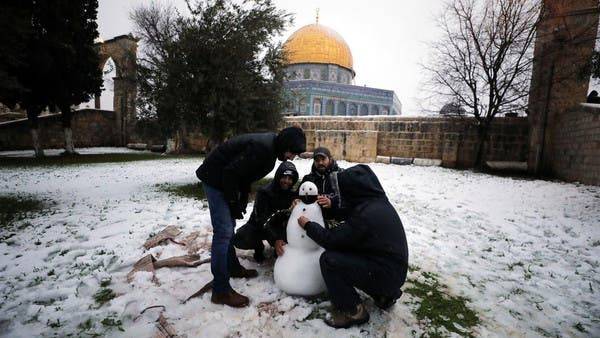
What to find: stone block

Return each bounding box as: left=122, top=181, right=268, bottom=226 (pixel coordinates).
left=376, top=156, right=391, bottom=164
left=390, top=157, right=413, bottom=165
left=413, top=158, right=442, bottom=166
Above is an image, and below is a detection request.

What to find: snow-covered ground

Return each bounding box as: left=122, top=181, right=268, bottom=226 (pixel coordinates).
left=0, top=149, right=598, bottom=337
left=0, top=147, right=150, bottom=158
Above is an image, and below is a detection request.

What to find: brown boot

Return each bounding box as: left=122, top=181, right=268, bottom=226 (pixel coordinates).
left=229, top=266, right=258, bottom=279
left=325, top=303, right=370, bottom=329
left=211, top=289, right=250, bottom=308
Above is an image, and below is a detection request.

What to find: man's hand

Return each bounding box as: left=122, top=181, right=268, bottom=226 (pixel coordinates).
left=275, top=240, right=286, bottom=256
left=298, top=216, right=310, bottom=228
left=317, top=195, right=331, bottom=208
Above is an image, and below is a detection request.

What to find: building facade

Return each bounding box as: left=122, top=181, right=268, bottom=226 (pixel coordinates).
left=282, top=23, right=401, bottom=116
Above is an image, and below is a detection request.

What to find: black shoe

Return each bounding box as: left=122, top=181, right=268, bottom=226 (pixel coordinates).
left=324, top=303, right=370, bottom=329
left=253, top=250, right=265, bottom=263
left=373, top=290, right=402, bottom=310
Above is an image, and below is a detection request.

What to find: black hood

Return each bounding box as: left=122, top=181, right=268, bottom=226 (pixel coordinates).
left=331, top=164, right=386, bottom=208
left=267, top=160, right=299, bottom=193
left=275, top=127, right=306, bottom=158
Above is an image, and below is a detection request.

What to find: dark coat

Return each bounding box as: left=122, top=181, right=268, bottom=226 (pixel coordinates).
left=196, top=128, right=305, bottom=219
left=249, top=161, right=298, bottom=229
left=304, top=165, right=409, bottom=267
left=233, top=161, right=298, bottom=248
left=300, top=160, right=345, bottom=220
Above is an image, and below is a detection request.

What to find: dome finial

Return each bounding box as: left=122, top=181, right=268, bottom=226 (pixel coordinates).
left=315, top=8, right=319, bottom=25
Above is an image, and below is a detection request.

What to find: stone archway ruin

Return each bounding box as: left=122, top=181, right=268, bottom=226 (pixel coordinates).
left=94, top=34, right=138, bottom=145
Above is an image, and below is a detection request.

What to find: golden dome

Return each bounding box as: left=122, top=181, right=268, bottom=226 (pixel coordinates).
left=283, top=24, right=354, bottom=74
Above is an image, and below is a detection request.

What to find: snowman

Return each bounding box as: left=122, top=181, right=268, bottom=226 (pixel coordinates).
left=273, top=181, right=326, bottom=296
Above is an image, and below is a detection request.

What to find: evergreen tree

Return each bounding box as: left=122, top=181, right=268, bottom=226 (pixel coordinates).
left=132, top=0, right=291, bottom=152
left=0, top=0, right=102, bottom=157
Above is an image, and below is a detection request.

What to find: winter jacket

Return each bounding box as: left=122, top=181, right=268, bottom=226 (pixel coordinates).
left=304, top=165, right=409, bottom=267
left=196, top=128, right=305, bottom=218
left=249, top=161, right=298, bottom=240
left=300, top=160, right=345, bottom=220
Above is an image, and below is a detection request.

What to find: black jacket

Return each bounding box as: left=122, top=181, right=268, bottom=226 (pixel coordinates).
left=300, top=160, right=345, bottom=220
left=196, top=128, right=305, bottom=218
left=250, top=161, right=298, bottom=231
left=305, top=165, right=409, bottom=267
left=196, top=132, right=278, bottom=212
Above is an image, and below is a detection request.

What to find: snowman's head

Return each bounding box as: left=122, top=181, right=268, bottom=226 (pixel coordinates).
left=298, top=181, right=318, bottom=204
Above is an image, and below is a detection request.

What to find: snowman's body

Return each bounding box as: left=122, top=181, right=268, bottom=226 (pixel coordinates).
left=274, top=182, right=326, bottom=296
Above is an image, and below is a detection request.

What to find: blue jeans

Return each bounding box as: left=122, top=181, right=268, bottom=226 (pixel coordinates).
left=202, top=183, right=242, bottom=293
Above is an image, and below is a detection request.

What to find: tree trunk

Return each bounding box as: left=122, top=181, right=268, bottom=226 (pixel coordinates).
left=61, top=105, right=78, bottom=155
left=164, top=129, right=184, bottom=154
left=27, top=107, right=44, bottom=157
left=30, top=128, right=45, bottom=157
left=474, top=123, right=489, bottom=170
left=63, top=128, right=76, bottom=154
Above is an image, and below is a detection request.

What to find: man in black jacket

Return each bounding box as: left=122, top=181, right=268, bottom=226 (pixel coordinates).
left=299, top=147, right=345, bottom=222
left=196, top=127, right=306, bottom=308
left=232, top=161, right=298, bottom=262
left=297, top=165, right=408, bottom=328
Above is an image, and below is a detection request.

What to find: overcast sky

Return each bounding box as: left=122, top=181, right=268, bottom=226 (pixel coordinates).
left=97, top=0, right=446, bottom=115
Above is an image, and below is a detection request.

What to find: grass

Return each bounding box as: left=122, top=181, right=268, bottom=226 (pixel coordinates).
left=405, top=269, right=480, bottom=338
left=0, top=194, right=47, bottom=232
left=158, top=177, right=274, bottom=201
left=0, top=152, right=203, bottom=168
left=93, top=288, right=116, bottom=307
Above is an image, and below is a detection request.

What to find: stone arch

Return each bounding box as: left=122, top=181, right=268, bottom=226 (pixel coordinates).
left=337, top=101, right=347, bottom=115
left=313, top=98, right=322, bottom=115
left=325, top=100, right=334, bottom=115
left=359, top=104, right=369, bottom=116
left=371, top=105, right=379, bottom=115
left=348, top=103, right=358, bottom=116
left=94, top=34, right=138, bottom=145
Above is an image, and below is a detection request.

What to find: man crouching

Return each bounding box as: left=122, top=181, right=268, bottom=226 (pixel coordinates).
left=297, top=164, right=408, bottom=328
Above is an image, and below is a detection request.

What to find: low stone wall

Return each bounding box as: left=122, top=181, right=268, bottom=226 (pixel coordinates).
left=0, top=109, right=118, bottom=151
left=283, top=116, right=529, bottom=167
left=549, top=104, right=600, bottom=185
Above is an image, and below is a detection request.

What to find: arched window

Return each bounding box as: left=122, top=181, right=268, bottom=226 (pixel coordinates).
left=337, top=101, right=347, bottom=115
left=325, top=100, right=334, bottom=115
left=360, top=104, right=369, bottom=116
left=313, top=98, right=322, bottom=115
left=371, top=105, right=379, bottom=115
left=348, top=103, right=357, bottom=116
left=299, top=98, right=307, bottom=113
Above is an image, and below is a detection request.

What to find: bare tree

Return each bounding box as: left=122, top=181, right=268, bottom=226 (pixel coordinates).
left=424, top=0, right=542, bottom=168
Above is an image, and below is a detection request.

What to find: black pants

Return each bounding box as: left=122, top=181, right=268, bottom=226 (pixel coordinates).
left=232, top=222, right=274, bottom=253
left=319, top=251, right=406, bottom=311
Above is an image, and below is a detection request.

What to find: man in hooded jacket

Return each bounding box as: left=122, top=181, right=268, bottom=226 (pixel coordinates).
left=196, top=127, right=306, bottom=308
left=232, top=161, right=299, bottom=262
left=297, top=164, right=409, bottom=328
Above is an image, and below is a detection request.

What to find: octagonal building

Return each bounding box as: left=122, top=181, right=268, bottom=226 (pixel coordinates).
left=282, top=23, right=401, bottom=116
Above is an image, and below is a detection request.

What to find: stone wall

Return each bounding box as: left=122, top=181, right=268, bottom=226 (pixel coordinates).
left=548, top=104, right=600, bottom=184
left=527, top=0, right=599, bottom=184
left=0, top=109, right=118, bottom=150
left=283, top=116, right=529, bottom=167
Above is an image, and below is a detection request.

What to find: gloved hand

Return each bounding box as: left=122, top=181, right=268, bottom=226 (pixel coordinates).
left=228, top=200, right=244, bottom=220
